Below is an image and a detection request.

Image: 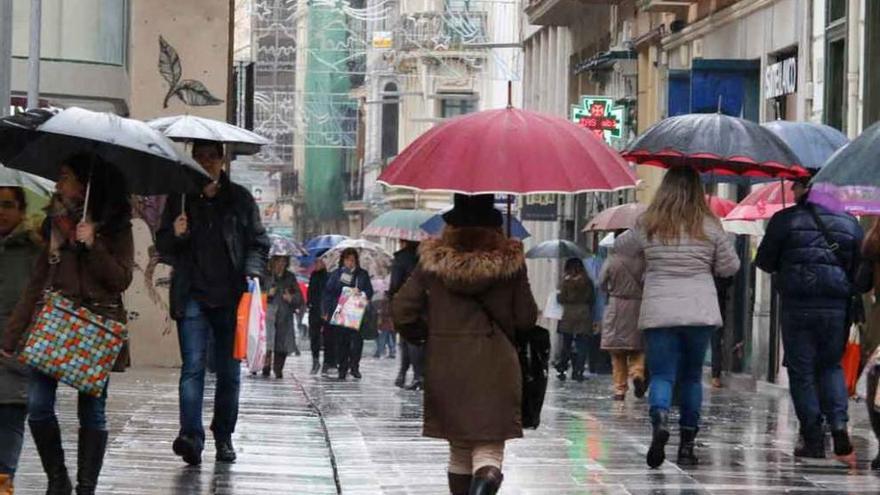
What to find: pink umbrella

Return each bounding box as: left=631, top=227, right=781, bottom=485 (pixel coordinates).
left=377, top=107, right=637, bottom=195
left=583, top=203, right=646, bottom=232
left=725, top=181, right=795, bottom=221
left=706, top=195, right=736, bottom=218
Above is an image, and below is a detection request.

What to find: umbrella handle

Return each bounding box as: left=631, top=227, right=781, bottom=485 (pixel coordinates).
left=81, top=161, right=94, bottom=224
left=181, top=193, right=186, bottom=214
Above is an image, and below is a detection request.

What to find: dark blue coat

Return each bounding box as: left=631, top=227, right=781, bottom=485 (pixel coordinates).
left=755, top=202, right=864, bottom=310
left=322, top=266, right=374, bottom=321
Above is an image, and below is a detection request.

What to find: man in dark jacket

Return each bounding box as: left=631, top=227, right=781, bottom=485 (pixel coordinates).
left=756, top=182, right=865, bottom=459
left=308, top=259, right=330, bottom=375
left=391, top=240, right=424, bottom=390
left=157, top=140, right=269, bottom=466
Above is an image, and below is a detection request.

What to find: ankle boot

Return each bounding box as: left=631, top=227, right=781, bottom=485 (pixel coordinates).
left=273, top=353, right=287, bottom=379
left=75, top=429, right=108, bottom=495
left=646, top=411, right=670, bottom=469
left=448, top=472, right=472, bottom=495
left=29, top=419, right=73, bottom=495
left=677, top=427, right=699, bottom=466
left=394, top=371, right=407, bottom=388
left=311, top=359, right=321, bottom=375
left=794, top=427, right=826, bottom=459
left=468, top=466, right=503, bottom=495
left=0, top=474, right=13, bottom=495
left=832, top=428, right=854, bottom=457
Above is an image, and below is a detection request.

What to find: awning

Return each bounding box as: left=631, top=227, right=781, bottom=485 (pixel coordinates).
left=573, top=49, right=637, bottom=75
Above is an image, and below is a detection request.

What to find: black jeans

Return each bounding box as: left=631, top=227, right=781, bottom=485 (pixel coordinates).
left=557, top=332, right=588, bottom=376
left=335, top=326, right=364, bottom=375
left=323, top=324, right=337, bottom=369
left=309, top=313, right=323, bottom=361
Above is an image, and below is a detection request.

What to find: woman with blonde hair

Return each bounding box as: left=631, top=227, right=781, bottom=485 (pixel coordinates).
left=631, top=166, right=740, bottom=468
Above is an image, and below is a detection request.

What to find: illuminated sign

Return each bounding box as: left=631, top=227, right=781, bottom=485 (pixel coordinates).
left=571, top=96, right=625, bottom=143
left=372, top=31, right=393, bottom=49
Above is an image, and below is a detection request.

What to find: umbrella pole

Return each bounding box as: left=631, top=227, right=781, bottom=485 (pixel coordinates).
left=81, top=159, right=94, bottom=224
left=507, top=194, right=512, bottom=238
left=781, top=178, right=786, bottom=209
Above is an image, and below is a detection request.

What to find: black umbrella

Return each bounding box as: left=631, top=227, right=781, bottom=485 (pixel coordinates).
left=525, top=240, right=588, bottom=260
left=762, top=120, right=849, bottom=171
left=811, top=121, right=880, bottom=215
left=622, top=113, right=809, bottom=179
left=0, top=107, right=210, bottom=195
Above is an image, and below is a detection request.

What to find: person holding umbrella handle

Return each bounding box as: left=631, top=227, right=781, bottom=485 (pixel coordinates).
left=157, top=140, right=269, bottom=467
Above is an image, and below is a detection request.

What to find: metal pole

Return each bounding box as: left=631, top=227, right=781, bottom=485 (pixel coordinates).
left=0, top=0, right=12, bottom=117
left=27, top=0, right=41, bottom=109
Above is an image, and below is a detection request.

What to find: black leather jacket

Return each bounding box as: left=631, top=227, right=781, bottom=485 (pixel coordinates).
left=157, top=172, right=269, bottom=320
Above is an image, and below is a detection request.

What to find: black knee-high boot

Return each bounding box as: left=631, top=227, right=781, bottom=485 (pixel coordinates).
left=75, top=429, right=108, bottom=495
left=29, top=419, right=73, bottom=494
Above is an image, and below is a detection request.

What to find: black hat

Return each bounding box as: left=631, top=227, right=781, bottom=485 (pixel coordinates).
left=442, top=194, right=503, bottom=228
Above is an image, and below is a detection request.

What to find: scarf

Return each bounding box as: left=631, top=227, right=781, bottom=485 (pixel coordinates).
left=46, top=194, right=85, bottom=262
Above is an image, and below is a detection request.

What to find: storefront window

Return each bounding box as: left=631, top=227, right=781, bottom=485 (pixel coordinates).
left=11, top=0, right=128, bottom=66
left=440, top=95, right=476, bottom=118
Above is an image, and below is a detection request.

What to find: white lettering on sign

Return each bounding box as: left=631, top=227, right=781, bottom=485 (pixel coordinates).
left=765, top=57, right=797, bottom=99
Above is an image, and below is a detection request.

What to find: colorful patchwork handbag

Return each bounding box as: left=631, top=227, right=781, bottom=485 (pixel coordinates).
left=19, top=292, right=127, bottom=398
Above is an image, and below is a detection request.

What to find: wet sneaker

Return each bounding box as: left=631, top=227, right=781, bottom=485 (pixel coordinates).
left=173, top=435, right=203, bottom=466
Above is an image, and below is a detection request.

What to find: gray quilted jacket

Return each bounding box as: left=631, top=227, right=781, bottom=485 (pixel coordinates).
left=632, top=217, right=740, bottom=330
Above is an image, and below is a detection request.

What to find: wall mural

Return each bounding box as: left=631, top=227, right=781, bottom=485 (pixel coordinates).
left=158, top=36, right=224, bottom=108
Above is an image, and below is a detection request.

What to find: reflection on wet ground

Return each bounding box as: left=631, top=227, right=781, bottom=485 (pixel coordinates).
left=13, top=350, right=880, bottom=494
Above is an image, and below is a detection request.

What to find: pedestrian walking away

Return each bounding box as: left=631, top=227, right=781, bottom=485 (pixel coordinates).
left=156, top=139, right=269, bottom=467
left=0, top=186, right=42, bottom=493
left=555, top=258, right=594, bottom=383
left=756, top=176, right=868, bottom=459
left=393, top=194, right=539, bottom=495
left=322, top=247, right=374, bottom=381
left=307, top=259, right=330, bottom=375
left=599, top=230, right=647, bottom=401
left=374, top=290, right=397, bottom=359
left=632, top=166, right=741, bottom=469
left=390, top=239, right=423, bottom=390
left=2, top=154, right=134, bottom=495
left=263, top=252, right=304, bottom=379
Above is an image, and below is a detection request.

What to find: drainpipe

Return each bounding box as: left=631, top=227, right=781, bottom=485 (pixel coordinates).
left=846, top=0, right=861, bottom=137
left=27, top=0, right=41, bottom=109
left=0, top=0, right=11, bottom=117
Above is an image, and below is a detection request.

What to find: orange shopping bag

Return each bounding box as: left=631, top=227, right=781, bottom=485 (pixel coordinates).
left=842, top=324, right=861, bottom=397
left=233, top=281, right=268, bottom=361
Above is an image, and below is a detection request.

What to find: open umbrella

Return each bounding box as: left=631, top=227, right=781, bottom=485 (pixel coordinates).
left=420, top=208, right=531, bottom=240
left=0, top=107, right=209, bottom=195
left=526, top=240, right=589, bottom=260
left=305, top=234, right=349, bottom=256
left=725, top=181, right=795, bottom=221
left=268, top=233, right=308, bottom=258
left=706, top=195, right=736, bottom=218
left=321, top=239, right=393, bottom=277
left=378, top=107, right=637, bottom=195
left=722, top=220, right=765, bottom=236
left=583, top=203, right=646, bottom=232
left=622, top=113, right=808, bottom=179
left=811, top=121, right=880, bottom=215
left=0, top=163, right=55, bottom=218
left=361, top=209, right=434, bottom=241
left=148, top=115, right=270, bottom=155
left=762, top=120, right=849, bottom=171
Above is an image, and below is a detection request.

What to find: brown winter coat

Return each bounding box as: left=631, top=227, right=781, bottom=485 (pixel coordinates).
left=600, top=231, right=644, bottom=351
left=861, top=219, right=880, bottom=360
left=393, top=226, right=538, bottom=443
left=557, top=274, right=594, bottom=334
left=2, top=224, right=134, bottom=352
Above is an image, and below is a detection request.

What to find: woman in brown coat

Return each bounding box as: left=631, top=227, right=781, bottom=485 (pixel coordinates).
left=393, top=194, right=538, bottom=495
left=555, top=258, right=594, bottom=382
left=599, top=230, right=646, bottom=401
left=1, top=154, right=133, bottom=495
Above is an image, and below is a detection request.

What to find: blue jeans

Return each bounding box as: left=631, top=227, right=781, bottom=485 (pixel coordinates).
left=177, top=300, right=240, bottom=445
left=645, top=326, right=713, bottom=428
left=557, top=332, right=589, bottom=376
left=0, top=405, right=26, bottom=476
left=375, top=331, right=396, bottom=357
left=28, top=371, right=108, bottom=430
left=781, top=307, right=849, bottom=436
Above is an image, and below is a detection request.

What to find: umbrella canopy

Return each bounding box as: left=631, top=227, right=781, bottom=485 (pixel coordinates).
left=148, top=115, right=270, bottom=155
left=725, top=181, right=795, bottom=221
left=706, top=195, right=736, bottom=218
left=762, top=120, right=849, bottom=171
left=722, top=220, right=765, bottom=236
left=0, top=107, right=209, bottom=194
left=420, top=209, right=531, bottom=240
left=321, top=239, right=393, bottom=277
left=583, top=203, right=646, bottom=232
left=622, top=113, right=808, bottom=179
left=525, top=239, right=589, bottom=260
left=361, top=209, right=434, bottom=241
left=810, top=121, right=880, bottom=215
left=0, top=163, right=54, bottom=196
left=304, top=234, right=349, bottom=256
left=268, top=234, right=308, bottom=258
left=378, top=107, right=638, bottom=195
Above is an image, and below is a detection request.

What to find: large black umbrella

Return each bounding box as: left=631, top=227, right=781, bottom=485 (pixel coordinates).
left=811, top=121, right=880, bottom=215
left=0, top=107, right=210, bottom=195
left=526, top=240, right=588, bottom=260
left=622, top=113, right=809, bottom=179
left=762, top=120, right=849, bottom=171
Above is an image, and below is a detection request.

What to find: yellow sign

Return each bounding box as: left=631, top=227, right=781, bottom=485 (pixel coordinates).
left=372, top=31, right=393, bottom=49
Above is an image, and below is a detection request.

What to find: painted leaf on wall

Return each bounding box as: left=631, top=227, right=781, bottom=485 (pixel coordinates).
left=174, top=80, right=224, bottom=106
left=158, top=36, right=223, bottom=108
left=158, top=36, right=182, bottom=87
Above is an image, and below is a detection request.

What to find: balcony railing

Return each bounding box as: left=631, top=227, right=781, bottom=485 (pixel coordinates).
left=395, top=11, right=488, bottom=52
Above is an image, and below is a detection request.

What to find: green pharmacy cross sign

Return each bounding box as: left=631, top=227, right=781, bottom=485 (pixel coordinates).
left=571, top=96, right=625, bottom=143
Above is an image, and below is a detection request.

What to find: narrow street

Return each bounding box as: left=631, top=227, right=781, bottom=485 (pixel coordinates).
left=11, top=346, right=880, bottom=494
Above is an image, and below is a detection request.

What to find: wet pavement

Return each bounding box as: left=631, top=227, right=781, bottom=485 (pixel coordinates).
left=12, top=344, right=880, bottom=494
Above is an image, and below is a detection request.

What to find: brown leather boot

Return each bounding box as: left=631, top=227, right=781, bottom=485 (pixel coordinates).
left=448, top=472, right=472, bottom=495
left=469, top=466, right=503, bottom=495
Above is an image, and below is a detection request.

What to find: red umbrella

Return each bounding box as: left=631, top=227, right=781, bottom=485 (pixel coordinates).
left=377, top=107, right=637, bottom=194
left=706, top=195, right=736, bottom=218
left=583, top=203, right=646, bottom=232
left=725, top=181, right=795, bottom=221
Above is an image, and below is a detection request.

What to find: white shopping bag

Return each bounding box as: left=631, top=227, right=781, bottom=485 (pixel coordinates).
left=543, top=291, right=563, bottom=320
left=246, top=279, right=267, bottom=374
